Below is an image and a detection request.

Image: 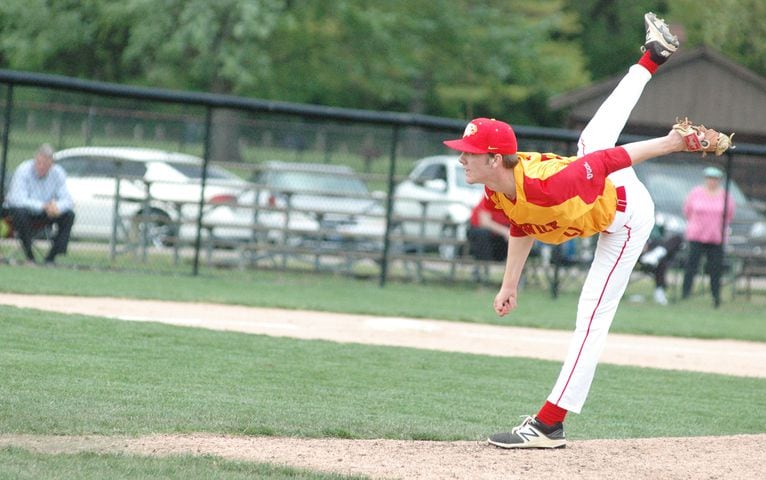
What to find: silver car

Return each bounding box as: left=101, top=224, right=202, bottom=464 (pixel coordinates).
left=250, top=161, right=386, bottom=252
left=633, top=159, right=766, bottom=255
left=54, top=147, right=318, bottom=247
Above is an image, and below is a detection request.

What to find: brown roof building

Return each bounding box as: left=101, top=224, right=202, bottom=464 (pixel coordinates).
left=550, top=47, right=766, bottom=200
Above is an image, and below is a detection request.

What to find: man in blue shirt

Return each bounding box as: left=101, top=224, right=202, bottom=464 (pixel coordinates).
left=5, top=144, right=75, bottom=264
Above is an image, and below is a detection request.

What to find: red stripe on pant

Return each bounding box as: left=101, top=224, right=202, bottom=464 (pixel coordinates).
left=555, top=225, right=632, bottom=405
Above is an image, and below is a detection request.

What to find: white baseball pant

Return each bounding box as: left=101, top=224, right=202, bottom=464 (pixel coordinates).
left=547, top=65, right=656, bottom=413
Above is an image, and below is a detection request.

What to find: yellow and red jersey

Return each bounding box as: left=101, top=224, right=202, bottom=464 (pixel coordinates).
left=481, top=147, right=632, bottom=244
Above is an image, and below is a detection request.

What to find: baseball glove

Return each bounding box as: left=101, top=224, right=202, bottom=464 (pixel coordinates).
left=672, top=117, right=734, bottom=156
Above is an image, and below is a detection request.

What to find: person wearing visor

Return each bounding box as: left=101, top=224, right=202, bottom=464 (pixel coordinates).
left=442, top=13, right=690, bottom=449
left=681, top=166, right=735, bottom=308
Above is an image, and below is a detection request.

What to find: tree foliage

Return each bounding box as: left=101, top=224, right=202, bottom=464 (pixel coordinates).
left=1, top=0, right=585, bottom=124
left=564, top=0, right=669, bottom=80
left=668, top=0, right=766, bottom=76
left=0, top=0, right=137, bottom=80
left=2, top=0, right=761, bottom=124
left=567, top=0, right=766, bottom=80
left=260, top=0, right=590, bottom=124
left=121, top=0, right=287, bottom=94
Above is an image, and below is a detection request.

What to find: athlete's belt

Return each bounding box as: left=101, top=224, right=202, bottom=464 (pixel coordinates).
left=616, top=186, right=627, bottom=212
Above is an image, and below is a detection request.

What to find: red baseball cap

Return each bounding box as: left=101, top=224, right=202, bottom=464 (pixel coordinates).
left=443, top=118, right=518, bottom=155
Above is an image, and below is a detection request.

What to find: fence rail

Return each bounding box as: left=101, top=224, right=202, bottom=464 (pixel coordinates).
left=2, top=69, right=766, bottom=294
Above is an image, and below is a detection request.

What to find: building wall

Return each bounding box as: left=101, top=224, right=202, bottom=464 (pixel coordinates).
left=559, top=49, right=766, bottom=142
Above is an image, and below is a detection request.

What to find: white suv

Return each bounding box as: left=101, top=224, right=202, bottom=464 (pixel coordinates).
left=393, top=155, right=484, bottom=258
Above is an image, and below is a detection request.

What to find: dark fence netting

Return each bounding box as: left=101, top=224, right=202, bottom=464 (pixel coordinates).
left=2, top=70, right=765, bottom=296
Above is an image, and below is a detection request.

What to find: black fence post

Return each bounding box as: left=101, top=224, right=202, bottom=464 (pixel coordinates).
left=379, top=124, right=400, bottom=287
left=192, top=106, right=214, bottom=276
left=722, top=149, right=735, bottom=247
left=0, top=85, right=13, bottom=203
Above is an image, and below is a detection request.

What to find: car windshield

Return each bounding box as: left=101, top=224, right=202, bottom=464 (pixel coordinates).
left=261, top=170, right=369, bottom=195
left=57, top=157, right=147, bottom=178
left=168, top=162, right=242, bottom=181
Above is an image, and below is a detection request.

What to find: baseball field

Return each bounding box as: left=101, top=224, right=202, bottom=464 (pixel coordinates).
left=1, top=266, right=764, bottom=479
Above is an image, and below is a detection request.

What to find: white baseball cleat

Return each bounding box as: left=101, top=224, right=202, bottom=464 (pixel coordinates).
left=641, top=12, right=680, bottom=64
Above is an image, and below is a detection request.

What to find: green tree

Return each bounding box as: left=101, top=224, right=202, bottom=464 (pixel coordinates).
left=0, top=0, right=137, bottom=81
left=566, top=0, right=766, bottom=80
left=564, top=0, right=669, bottom=80
left=437, top=1, right=588, bottom=124
left=119, top=0, right=289, bottom=160
left=0, top=0, right=589, bottom=125
left=0, top=0, right=288, bottom=92
left=669, top=0, right=766, bottom=76
left=121, top=0, right=287, bottom=94
left=267, top=0, right=589, bottom=124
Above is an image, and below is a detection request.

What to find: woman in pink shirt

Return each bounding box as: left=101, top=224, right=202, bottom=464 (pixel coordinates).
left=681, top=166, right=735, bottom=307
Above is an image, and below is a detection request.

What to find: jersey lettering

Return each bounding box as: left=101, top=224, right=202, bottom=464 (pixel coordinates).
left=564, top=226, right=585, bottom=237
left=584, top=161, right=594, bottom=180
left=512, top=220, right=559, bottom=235
left=509, top=220, right=584, bottom=239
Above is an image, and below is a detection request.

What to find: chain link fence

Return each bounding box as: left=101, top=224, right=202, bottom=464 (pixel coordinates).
left=2, top=70, right=765, bottom=295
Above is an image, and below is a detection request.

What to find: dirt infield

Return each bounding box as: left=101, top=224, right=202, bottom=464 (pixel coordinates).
left=1, top=293, right=765, bottom=479
left=2, top=432, right=764, bottom=479
left=2, top=294, right=764, bottom=377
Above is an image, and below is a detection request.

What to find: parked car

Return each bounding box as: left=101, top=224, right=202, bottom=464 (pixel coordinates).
left=633, top=159, right=766, bottom=255
left=392, top=155, right=484, bottom=258
left=249, top=161, right=386, bottom=251
left=53, top=147, right=317, bottom=247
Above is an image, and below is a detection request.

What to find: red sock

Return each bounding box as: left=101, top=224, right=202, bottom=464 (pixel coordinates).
left=536, top=401, right=568, bottom=426
left=638, top=51, right=659, bottom=75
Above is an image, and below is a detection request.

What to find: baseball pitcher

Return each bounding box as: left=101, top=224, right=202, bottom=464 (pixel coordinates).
left=443, top=12, right=733, bottom=449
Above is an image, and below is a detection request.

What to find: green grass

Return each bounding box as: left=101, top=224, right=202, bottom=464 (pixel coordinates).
left=0, top=447, right=368, bottom=480
left=0, top=266, right=763, bottom=341
left=1, top=265, right=764, bottom=478
left=2, top=309, right=764, bottom=441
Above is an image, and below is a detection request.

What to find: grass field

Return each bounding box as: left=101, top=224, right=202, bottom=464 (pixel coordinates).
left=0, top=446, right=367, bottom=480
left=1, top=266, right=764, bottom=478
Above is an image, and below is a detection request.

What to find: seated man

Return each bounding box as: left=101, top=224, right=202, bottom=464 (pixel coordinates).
left=469, top=199, right=553, bottom=283
left=467, top=197, right=511, bottom=263
left=4, top=144, right=75, bottom=264
left=638, top=222, right=683, bottom=305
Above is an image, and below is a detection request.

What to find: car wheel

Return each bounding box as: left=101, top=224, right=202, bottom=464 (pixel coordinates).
left=130, top=208, right=176, bottom=248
